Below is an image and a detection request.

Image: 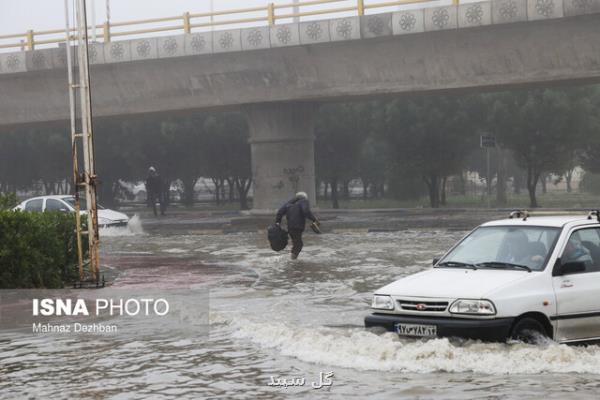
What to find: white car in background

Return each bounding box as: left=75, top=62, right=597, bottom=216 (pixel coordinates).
left=14, top=195, right=129, bottom=228
left=366, top=211, right=600, bottom=344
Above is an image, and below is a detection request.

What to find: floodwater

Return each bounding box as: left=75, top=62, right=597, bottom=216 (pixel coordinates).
left=1, top=213, right=600, bottom=399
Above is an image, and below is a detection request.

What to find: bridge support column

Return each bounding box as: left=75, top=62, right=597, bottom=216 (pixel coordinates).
left=245, top=102, right=317, bottom=211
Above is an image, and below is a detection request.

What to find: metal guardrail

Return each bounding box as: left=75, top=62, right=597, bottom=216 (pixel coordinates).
left=0, top=0, right=456, bottom=51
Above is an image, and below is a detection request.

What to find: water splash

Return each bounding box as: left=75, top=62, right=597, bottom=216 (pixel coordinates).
left=127, top=214, right=144, bottom=234
left=164, top=248, right=188, bottom=254
left=100, top=214, right=145, bottom=237
left=223, top=315, right=600, bottom=375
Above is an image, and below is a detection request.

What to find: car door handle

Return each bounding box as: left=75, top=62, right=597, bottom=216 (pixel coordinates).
left=561, top=280, right=574, bottom=288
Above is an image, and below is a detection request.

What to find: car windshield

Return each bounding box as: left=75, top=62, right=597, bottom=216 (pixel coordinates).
left=62, top=197, right=104, bottom=211
left=439, top=226, right=561, bottom=271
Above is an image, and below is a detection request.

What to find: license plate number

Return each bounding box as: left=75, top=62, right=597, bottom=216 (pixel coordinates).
left=396, top=323, right=437, bottom=338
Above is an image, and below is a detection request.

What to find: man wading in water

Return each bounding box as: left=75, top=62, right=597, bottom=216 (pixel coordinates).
left=275, top=192, right=319, bottom=260
left=145, top=166, right=167, bottom=216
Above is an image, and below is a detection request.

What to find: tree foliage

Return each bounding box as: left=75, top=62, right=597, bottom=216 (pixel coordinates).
left=203, top=113, right=252, bottom=209
left=315, top=103, right=374, bottom=208
left=383, top=96, right=478, bottom=207
left=492, top=88, right=595, bottom=207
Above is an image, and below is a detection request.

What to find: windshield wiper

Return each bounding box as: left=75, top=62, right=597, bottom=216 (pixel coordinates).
left=475, top=262, right=532, bottom=273
left=436, top=261, right=478, bottom=270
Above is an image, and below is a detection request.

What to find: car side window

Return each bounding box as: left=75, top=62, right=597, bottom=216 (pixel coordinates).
left=562, top=228, right=600, bottom=273
left=46, top=199, right=69, bottom=212
left=24, top=199, right=43, bottom=212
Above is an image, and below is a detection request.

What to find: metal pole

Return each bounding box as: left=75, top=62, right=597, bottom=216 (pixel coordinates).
left=64, top=0, right=85, bottom=281
left=76, top=0, right=101, bottom=283
left=486, top=147, right=491, bottom=208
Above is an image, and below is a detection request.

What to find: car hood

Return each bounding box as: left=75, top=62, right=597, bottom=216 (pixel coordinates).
left=376, top=268, right=533, bottom=299
left=98, top=209, right=129, bottom=222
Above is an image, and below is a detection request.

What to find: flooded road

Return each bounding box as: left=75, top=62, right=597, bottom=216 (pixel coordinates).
left=2, top=212, right=600, bottom=399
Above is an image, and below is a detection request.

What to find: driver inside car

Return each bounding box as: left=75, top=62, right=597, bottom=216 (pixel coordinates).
left=500, top=230, right=546, bottom=268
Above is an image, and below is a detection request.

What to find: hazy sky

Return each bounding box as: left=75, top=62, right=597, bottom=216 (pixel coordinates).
left=1, top=0, right=459, bottom=36
left=1, top=1, right=255, bottom=34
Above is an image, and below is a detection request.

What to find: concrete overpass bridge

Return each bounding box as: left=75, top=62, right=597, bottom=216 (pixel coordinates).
left=1, top=0, right=600, bottom=209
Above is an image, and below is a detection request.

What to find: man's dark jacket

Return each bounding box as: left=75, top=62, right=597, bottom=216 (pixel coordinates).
left=275, top=197, right=316, bottom=231
left=145, top=175, right=161, bottom=196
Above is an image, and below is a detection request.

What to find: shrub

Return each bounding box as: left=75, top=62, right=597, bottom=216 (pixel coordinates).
left=0, top=211, right=87, bottom=288
left=0, top=192, right=17, bottom=210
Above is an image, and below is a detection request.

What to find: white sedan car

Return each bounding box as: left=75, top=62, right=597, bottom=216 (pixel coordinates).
left=14, top=195, right=129, bottom=228
left=366, top=211, right=600, bottom=344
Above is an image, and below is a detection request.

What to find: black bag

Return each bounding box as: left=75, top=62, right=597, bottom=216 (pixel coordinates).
left=268, top=224, right=289, bottom=251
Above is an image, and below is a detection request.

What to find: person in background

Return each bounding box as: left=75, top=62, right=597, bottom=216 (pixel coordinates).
left=275, top=191, right=318, bottom=260
left=145, top=166, right=166, bottom=216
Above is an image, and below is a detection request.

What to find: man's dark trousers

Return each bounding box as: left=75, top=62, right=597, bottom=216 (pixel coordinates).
left=289, top=229, right=304, bottom=256
left=148, top=192, right=166, bottom=216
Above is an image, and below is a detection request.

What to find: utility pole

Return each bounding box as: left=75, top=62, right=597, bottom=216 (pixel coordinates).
left=65, top=0, right=102, bottom=286
left=64, top=0, right=84, bottom=281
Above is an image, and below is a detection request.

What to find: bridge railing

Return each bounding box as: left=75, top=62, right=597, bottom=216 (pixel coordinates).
left=0, top=0, right=452, bottom=51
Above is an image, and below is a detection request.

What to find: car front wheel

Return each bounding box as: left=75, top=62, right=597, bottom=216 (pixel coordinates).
left=510, top=317, right=548, bottom=344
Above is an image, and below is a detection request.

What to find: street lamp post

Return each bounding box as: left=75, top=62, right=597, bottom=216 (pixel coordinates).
left=480, top=134, right=496, bottom=209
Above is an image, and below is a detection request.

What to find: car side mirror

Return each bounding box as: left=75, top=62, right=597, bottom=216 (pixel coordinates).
left=432, top=258, right=439, bottom=266
left=558, top=260, right=586, bottom=276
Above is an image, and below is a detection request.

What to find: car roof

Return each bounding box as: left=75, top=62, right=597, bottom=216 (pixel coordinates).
left=22, top=195, right=73, bottom=202
left=481, top=215, right=599, bottom=228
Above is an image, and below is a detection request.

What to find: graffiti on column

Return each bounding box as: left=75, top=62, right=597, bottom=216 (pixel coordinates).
left=283, top=165, right=304, bottom=193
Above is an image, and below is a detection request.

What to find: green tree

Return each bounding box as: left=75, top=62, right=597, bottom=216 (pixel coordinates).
left=203, top=113, right=252, bottom=209
left=35, top=130, right=71, bottom=195
left=576, top=86, right=600, bottom=184
left=494, top=89, right=591, bottom=207
left=384, top=95, right=477, bottom=208
left=0, top=128, right=39, bottom=192
left=315, top=103, right=372, bottom=208
left=358, top=136, right=389, bottom=199
left=94, top=118, right=144, bottom=207
left=159, top=116, right=205, bottom=206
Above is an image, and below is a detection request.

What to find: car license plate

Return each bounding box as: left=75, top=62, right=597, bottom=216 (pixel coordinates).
left=396, top=323, right=437, bottom=338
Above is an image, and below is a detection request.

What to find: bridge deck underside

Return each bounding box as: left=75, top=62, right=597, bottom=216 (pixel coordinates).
left=0, top=14, right=599, bottom=127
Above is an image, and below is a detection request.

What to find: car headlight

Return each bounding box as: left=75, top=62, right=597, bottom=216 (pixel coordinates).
left=371, top=295, right=395, bottom=310
left=449, top=299, right=496, bottom=315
